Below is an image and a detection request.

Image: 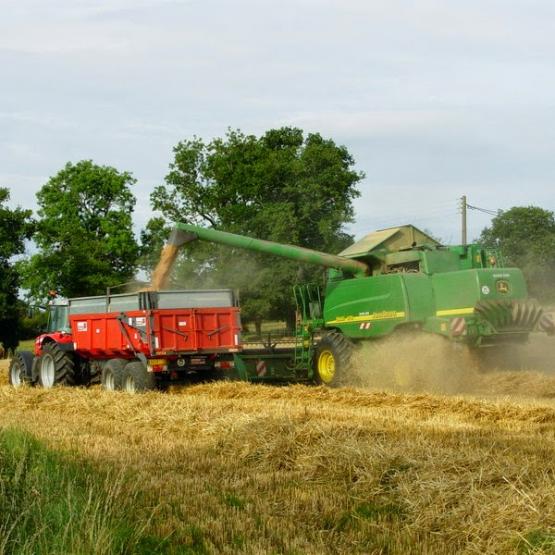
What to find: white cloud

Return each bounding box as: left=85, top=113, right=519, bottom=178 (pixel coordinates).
left=0, top=0, right=554, bottom=243
left=286, top=109, right=457, bottom=138
left=0, top=111, right=77, bottom=129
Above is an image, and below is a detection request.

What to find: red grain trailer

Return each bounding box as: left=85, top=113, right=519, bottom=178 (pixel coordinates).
left=9, top=289, right=242, bottom=392
left=71, top=307, right=241, bottom=359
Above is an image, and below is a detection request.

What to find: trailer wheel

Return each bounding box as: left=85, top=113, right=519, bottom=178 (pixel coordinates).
left=315, top=332, right=353, bottom=386
left=38, top=343, right=75, bottom=388
left=9, top=351, right=34, bottom=388
left=122, top=361, right=156, bottom=393
left=101, top=359, right=126, bottom=391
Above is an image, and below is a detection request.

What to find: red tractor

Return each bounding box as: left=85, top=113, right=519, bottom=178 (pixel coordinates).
left=9, top=297, right=77, bottom=389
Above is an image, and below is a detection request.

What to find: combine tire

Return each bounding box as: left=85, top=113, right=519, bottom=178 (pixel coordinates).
left=101, top=359, right=126, bottom=391
left=8, top=351, right=34, bottom=388
left=38, top=343, right=75, bottom=388
left=315, top=332, right=353, bottom=386
left=122, top=361, right=156, bottom=393
left=468, top=344, right=523, bottom=372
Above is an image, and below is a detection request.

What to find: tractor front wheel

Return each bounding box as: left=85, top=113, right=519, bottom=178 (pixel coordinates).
left=38, top=343, right=75, bottom=388
left=122, top=361, right=156, bottom=393
left=315, top=332, right=353, bottom=386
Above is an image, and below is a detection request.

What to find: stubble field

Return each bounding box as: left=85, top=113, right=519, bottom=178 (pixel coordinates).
left=1, top=335, right=555, bottom=554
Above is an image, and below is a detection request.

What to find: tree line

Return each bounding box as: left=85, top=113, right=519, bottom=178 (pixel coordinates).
left=1, top=127, right=362, bottom=347
left=1, top=126, right=554, bottom=350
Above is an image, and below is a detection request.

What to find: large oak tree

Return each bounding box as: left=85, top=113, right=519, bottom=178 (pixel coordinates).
left=146, top=127, right=364, bottom=331
left=22, top=161, right=139, bottom=300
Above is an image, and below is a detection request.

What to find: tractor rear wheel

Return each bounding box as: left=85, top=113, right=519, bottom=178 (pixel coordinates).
left=9, top=351, right=34, bottom=388
left=315, top=332, right=353, bottom=386
left=101, top=359, right=126, bottom=391
left=122, top=361, right=156, bottom=393
left=38, top=343, right=75, bottom=388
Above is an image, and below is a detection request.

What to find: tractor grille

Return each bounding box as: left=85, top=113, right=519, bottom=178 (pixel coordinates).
left=474, top=299, right=544, bottom=332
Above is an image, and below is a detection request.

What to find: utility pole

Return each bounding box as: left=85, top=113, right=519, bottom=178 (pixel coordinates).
left=460, top=195, right=467, bottom=246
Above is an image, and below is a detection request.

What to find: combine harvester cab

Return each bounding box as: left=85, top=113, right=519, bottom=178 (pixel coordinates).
left=9, top=289, right=242, bottom=392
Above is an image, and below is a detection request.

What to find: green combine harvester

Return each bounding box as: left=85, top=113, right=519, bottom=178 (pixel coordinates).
left=169, top=223, right=554, bottom=385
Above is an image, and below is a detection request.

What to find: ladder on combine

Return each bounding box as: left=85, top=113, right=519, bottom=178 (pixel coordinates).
left=293, top=284, right=324, bottom=377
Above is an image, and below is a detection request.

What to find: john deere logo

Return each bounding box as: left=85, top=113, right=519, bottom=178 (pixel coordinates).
left=496, top=280, right=509, bottom=294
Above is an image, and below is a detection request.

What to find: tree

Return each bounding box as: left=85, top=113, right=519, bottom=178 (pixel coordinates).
left=22, top=161, right=139, bottom=300
left=0, top=188, right=33, bottom=350
left=479, top=206, right=555, bottom=301
left=147, top=127, right=363, bottom=331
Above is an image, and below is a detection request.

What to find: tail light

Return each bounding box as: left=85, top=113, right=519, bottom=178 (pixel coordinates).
left=148, top=358, right=168, bottom=372
left=214, top=360, right=235, bottom=370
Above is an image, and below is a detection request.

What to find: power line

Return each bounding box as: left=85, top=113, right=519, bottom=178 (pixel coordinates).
left=359, top=205, right=459, bottom=229
left=466, top=204, right=499, bottom=217
left=354, top=196, right=501, bottom=245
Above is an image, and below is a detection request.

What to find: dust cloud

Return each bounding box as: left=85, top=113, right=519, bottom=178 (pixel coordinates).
left=348, top=333, right=555, bottom=398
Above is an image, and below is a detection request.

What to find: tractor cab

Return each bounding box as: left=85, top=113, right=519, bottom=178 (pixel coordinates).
left=33, top=296, right=73, bottom=358
left=46, top=297, right=70, bottom=333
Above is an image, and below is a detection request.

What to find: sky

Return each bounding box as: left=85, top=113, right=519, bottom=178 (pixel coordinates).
left=1, top=0, right=555, bottom=245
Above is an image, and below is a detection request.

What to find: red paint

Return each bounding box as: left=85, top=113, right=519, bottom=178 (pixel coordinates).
left=69, top=307, right=241, bottom=360
left=34, top=332, right=74, bottom=356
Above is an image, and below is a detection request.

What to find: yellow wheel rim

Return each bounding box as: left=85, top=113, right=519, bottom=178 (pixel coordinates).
left=318, top=350, right=336, bottom=384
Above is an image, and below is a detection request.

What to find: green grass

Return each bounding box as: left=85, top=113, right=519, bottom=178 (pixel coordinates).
left=15, top=339, right=35, bottom=352
left=518, top=529, right=555, bottom=554
left=222, top=492, right=247, bottom=510
left=0, top=427, right=172, bottom=555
